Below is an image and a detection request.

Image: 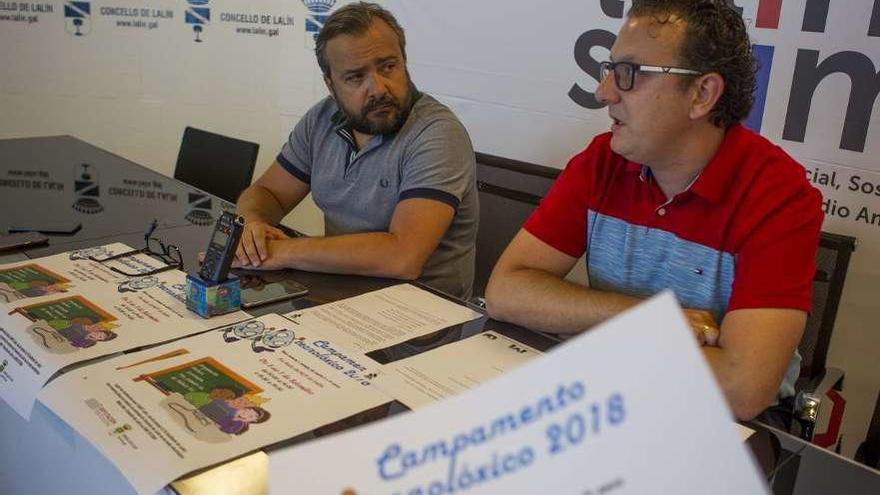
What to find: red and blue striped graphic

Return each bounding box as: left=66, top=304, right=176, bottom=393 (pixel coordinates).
left=744, top=0, right=782, bottom=132
left=756, top=0, right=783, bottom=29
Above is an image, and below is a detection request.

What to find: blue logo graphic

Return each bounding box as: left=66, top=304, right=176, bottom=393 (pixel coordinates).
left=185, top=0, right=210, bottom=42
left=64, top=1, right=91, bottom=36
left=185, top=191, right=214, bottom=225
left=303, top=0, right=336, bottom=42
left=72, top=163, right=104, bottom=214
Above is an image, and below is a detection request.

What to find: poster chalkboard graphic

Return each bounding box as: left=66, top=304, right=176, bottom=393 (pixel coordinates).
left=0, top=264, right=71, bottom=302
left=135, top=357, right=271, bottom=437
left=12, top=295, right=119, bottom=350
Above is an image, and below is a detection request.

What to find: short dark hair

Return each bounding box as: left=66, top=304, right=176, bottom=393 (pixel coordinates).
left=629, top=0, right=756, bottom=128
left=315, top=2, right=407, bottom=78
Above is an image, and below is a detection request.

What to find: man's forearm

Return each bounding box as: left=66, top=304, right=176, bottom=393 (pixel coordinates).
left=485, top=267, right=642, bottom=334
left=272, top=232, right=427, bottom=279
left=236, top=185, right=288, bottom=225
left=700, top=308, right=805, bottom=421
left=701, top=346, right=772, bottom=420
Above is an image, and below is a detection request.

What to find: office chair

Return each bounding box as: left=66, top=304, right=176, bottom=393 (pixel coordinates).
left=472, top=152, right=559, bottom=301
left=790, top=231, right=857, bottom=448
left=174, top=127, right=260, bottom=204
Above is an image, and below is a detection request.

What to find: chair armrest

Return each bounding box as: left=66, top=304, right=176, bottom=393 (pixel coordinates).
left=794, top=367, right=845, bottom=443
left=802, top=367, right=845, bottom=396
left=469, top=297, right=487, bottom=309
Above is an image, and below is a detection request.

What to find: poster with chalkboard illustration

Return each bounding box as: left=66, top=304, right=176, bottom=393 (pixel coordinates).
left=40, top=313, right=391, bottom=495
left=11, top=295, right=119, bottom=352
left=0, top=243, right=166, bottom=305
left=135, top=356, right=272, bottom=442
left=0, top=264, right=72, bottom=303
left=0, top=246, right=250, bottom=419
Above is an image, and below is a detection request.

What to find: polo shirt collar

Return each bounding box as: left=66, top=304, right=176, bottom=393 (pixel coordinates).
left=624, top=162, right=651, bottom=182
left=623, top=124, right=746, bottom=203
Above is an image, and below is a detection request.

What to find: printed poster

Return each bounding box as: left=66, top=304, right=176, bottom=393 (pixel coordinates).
left=0, top=244, right=250, bottom=418
left=40, top=313, right=392, bottom=495
left=0, top=243, right=155, bottom=303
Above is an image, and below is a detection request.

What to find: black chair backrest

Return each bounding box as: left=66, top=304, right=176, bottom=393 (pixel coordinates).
left=174, top=127, right=260, bottom=204
left=799, top=231, right=857, bottom=380
left=855, top=389, right=880, bottom=468
left=860, top=389, right=880, bottom=468
left=473, top=152, right=560, bottom=298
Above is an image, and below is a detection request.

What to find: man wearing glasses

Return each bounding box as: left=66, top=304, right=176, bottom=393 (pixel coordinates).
left=486, top=0, right=822, bottom=424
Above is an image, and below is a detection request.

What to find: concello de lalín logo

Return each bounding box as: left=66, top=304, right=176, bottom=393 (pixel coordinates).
left=185, top=0, right=210, bottom=42
left=303, top=0, right=336, bottom=43
left=64, top=1, right=91, bottom=36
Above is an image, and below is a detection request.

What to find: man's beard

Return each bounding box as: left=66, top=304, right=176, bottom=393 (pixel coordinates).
left=339, top=92, right=411, bottom=136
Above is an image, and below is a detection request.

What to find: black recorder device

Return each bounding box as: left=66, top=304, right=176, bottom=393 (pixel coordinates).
left=199, top=212, right=244, bottom=283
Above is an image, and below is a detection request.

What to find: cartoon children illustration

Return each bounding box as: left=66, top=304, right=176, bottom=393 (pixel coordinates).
left=27, top=317, right=118, bottom=349
left=53, top=320, right=118, bottom=349
left=137, top=357, right=271, bottom=440
left=13, top=280, right=67, bottom=298
left=183, top=388, right=271, bottom=435
left=14, top=296, right=119, bottom=351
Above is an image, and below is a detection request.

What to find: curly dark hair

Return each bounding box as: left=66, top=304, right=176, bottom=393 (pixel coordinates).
left=629, top=0, right=756, bottom=128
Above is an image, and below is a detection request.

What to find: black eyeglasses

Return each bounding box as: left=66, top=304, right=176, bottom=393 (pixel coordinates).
left=89, top=220, right=183, bottom=277
left=599, top=61, right=703, bottom=92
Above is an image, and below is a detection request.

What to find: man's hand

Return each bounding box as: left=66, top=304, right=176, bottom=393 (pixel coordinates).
left=234, top=160, right=311, bottom=267
left=684, top=308, right=720, bottom=347
left=231, top=239, right=291, bottom=271
left=236, top=221, right=289, bottom=268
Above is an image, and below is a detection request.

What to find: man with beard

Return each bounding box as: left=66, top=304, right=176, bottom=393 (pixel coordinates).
left=234, top=2, right=477, bottom=299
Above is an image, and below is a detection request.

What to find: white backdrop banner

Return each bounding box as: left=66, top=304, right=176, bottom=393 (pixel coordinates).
left=1, top=0, right=878, bottom=453
left=390, top=0, right=880, bottom=453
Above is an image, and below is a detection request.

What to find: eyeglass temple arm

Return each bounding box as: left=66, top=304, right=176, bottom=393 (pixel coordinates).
left=144, top=219, right=159, bottom=244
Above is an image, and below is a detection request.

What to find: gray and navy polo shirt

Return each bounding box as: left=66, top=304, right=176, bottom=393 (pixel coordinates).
left=277, top=92, right=478, bottom=299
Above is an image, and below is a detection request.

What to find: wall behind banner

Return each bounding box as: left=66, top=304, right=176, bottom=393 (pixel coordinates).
left=388, top=0, right=880, bottom=455
left=1, top=0, right=878, bottom=455
left=0, top=0, right=368, bottom=235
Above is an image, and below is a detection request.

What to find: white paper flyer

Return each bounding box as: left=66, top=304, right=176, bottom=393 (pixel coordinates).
left=0, top=244, right=250, bottom=418
left=283, top=283, right=482, bottom=353
left=40, top=313, right=392, bottom=495
left=374, top=331, right=541, bottom=409
left=268, top=293, right=769, bottom=494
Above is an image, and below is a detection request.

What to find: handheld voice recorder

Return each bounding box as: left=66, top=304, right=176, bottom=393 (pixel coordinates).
left=199, top=212, right=244, bottom=283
